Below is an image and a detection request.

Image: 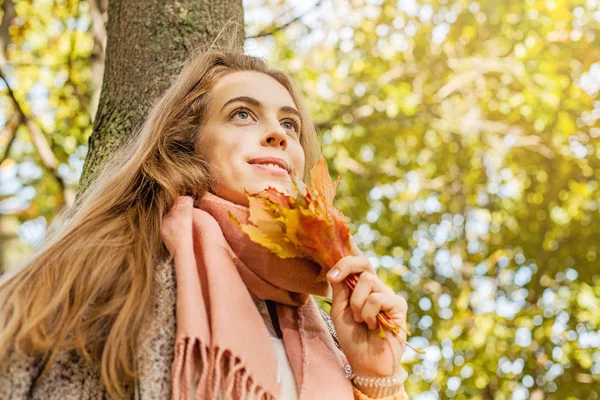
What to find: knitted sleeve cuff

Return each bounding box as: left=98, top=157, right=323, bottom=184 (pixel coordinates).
left=352, top=383, right=409, bottom=400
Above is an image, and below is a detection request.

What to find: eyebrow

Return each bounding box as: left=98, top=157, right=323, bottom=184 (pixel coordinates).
left=220, top=96, right=303, bottom=124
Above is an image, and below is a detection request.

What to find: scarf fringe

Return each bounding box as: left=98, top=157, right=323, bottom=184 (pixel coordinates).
left=172, top=337, right=277, bottom=400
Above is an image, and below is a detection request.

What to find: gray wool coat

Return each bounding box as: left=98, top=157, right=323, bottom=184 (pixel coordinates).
left=0, top=261, right=339, bottom=400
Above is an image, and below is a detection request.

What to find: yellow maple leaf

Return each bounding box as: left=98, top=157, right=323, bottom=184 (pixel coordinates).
left=229, top=156, right=426, bottom=352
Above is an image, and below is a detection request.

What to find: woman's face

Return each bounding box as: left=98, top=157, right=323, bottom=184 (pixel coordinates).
left=199, top=71, right=306, bottom=207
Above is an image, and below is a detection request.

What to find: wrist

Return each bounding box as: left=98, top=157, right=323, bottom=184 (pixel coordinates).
left=343, top=363, right=409, bottom=399
left=353, top=383, right=405, bottom=398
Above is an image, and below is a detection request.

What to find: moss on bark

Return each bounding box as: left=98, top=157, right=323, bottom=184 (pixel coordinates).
left=78, top=0, right=244, bottom=193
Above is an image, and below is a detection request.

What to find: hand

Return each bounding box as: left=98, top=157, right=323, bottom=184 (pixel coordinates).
left=326, top=242, right=408, bottom=378
left=160, top=196, right=194, bottom=256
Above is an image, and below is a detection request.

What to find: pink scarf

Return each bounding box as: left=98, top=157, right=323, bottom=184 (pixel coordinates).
left=160, top=192, right=354, bottom=399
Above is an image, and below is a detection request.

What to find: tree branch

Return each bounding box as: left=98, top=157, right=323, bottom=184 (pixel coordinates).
left=88, top=0, right=107, bottom=55
left=435, top=57, right=526, bottom=101
left=0, top=0, right=15, bottom=60
left=0, top=114, right=21, bottom=165
left=64, top=0, right=92, bottom=122
left=315, top=95, right=367, bottom=132
left=0, top=67, right=75, bottom=208
left=246, top=0, right=323, bottom=39
left=429, top=117, right=554, bottom=158
left=87, top=0, right=107, bottom=121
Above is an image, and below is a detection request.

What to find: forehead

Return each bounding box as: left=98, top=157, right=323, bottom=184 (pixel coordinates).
left=209, top=71, right=297, bottom=110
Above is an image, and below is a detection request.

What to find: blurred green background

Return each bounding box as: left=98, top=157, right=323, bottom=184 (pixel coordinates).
left=1, top=0, right=599, bottom=398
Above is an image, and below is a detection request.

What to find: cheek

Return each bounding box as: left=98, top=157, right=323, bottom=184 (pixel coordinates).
left=202, top=133, right=243, bottom=172
left=292, top=145, right=306, bottom=175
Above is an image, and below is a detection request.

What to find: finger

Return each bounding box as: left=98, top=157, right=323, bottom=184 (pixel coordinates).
left=327, top=255, right=375, bottom=284
left=161, top=196, right=194, bottom=245
left=327, top=256, right=373, bottom=306
left=349, top=272, right=376, bottom=323
left=347, top=271, right=395, bottom=322
left=361, top=293, right=384, bottom=330
left=164, top=196, right=193, bottom=221
left=329, top=261, right=394, bottom=296
left=328, top=279, right=350, bottom=308
left=362, top=293, right=408, bottom=333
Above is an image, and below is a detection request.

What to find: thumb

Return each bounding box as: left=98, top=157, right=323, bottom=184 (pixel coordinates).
left=328, top=272, right=349, bottom=313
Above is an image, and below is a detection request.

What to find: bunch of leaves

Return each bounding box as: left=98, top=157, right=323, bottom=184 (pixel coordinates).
left=230, top=156, right=425, bottom=354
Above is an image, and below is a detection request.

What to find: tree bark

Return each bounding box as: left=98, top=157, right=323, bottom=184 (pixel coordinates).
left=79, top=0, right=244, bottom=191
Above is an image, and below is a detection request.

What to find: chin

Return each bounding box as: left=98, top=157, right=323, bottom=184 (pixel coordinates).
left=258, top=181, right=294, bottom=195
left=224, top=181, right=294, bottom=206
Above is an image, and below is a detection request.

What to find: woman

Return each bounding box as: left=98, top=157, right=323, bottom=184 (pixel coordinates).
left=0, top=49, right=410, bottom=399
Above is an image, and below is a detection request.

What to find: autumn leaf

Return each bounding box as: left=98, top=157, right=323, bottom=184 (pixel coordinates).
left=230, top=156, right=425, bottom=354
left=309, top=156, right=342, bottom=208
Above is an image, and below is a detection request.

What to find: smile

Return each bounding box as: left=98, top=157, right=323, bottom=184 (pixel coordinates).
left=249, top=163, right=289, bottom=176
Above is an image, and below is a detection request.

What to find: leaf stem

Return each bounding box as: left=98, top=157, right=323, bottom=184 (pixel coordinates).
left=344, top=273, right=426, bottom=355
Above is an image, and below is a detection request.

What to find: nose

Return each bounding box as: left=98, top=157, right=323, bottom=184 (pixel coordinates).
left=261, top=121, right=287, bottom=149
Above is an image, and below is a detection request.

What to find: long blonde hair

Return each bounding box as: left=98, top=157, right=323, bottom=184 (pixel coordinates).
left=0, top=49, right=321, bottom=399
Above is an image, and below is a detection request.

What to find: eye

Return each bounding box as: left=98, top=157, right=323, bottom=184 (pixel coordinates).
left=234, top=110, right=250, bottom=120
left=230, top=107, right=254, bottom=121
left=281, top=119, right=300, bottom=133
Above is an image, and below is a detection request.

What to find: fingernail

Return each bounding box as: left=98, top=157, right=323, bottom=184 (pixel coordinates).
left=328, top=268, right=340, bottom=280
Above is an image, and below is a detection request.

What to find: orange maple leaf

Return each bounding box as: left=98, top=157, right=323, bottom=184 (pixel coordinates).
left=230, top=156, right=425, bottom=353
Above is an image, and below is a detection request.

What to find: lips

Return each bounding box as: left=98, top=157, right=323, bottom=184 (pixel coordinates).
left=250, top=163, right=289, bottom=176
left=247, top=157, right=290, bottom=173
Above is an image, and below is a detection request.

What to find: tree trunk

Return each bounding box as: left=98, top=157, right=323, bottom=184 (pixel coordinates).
left=79, top=0, right=244, bottom=191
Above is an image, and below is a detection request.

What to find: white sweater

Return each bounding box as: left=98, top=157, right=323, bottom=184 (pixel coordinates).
left=251, top=295, right=299, bottom=400
left=190, top=296, right=299, bottom=399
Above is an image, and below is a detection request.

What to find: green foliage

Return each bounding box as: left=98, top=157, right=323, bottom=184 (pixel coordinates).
left=0, top=0, right=94, bottom=265
left=1, top=0, right=599, bottom=397
left=252, top=0, right=600, bottom=398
